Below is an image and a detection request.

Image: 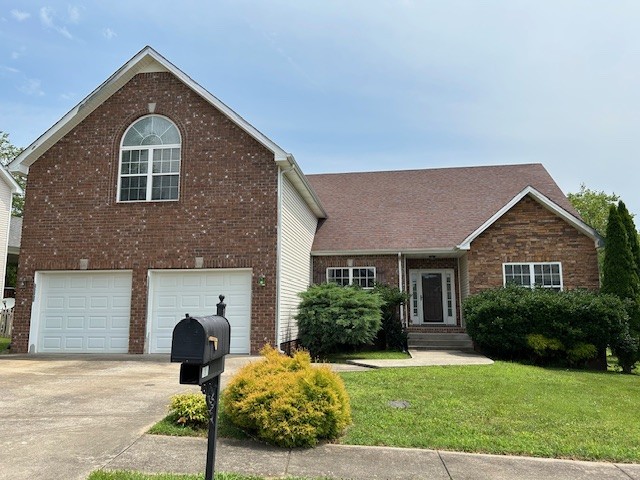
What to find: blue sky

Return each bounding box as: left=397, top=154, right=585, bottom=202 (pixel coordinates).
left=1, top=1, right=640, bottom=217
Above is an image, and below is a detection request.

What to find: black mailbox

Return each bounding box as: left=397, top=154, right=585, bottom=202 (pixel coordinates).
left=171, top=296, right=231, bottom=385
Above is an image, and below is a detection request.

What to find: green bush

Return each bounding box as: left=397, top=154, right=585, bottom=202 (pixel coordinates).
left=222, top=346, right=351, bottom=448
left=296, top=283, right=383, bottom=356
left=611, top=330, right=640, bottom=374
left=168, top=393, right=208, bottom=429
left=372, top=283, right=409, bottom=351
left=464, top=286, right=629, bottom=368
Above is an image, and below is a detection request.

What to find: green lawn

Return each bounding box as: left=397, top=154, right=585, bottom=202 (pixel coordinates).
left=88, top=471, right=325, bottom=480
left=340, top=362, right=640, bottom=462
left=0, top=336, right=10, bottom=353
left=321, top=350, right=409, bottom=363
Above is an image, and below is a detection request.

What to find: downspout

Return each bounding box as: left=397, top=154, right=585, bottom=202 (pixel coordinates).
left=276, top=162, right=295, bottom=353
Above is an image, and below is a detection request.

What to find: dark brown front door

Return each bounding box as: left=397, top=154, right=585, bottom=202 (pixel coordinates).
left=422, top=273, right=444, bottom=322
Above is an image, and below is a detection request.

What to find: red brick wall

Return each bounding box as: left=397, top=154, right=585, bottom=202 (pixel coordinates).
left=311, top=255, right=399, bottom=287
left=467, top=196, right=600, bottom=294
left=12, top=72, right=278, bottom=354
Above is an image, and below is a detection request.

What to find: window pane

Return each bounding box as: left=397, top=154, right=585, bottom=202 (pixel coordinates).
left=151, top=175, right=179, bottom=200
left=327, top=268, right=349, bottom=286
left=122, top=129, right=143, bottom=146
left=141, top=134, right=162, bottom=145
left=161, top=125, right=180, bottom=144
left=120, top=176, right=147, bottom=201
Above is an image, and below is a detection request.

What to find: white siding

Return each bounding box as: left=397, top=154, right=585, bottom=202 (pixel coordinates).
left=458, top=254, right=470, bottom=326
left=0, top=179, right=12, bottom=297
left=279, top=175, right=318, bottom=345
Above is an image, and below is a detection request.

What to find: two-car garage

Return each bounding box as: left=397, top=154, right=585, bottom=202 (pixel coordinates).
left=29, top=269, right=252, bottom=355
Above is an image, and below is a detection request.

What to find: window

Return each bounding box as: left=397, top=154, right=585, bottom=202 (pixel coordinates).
left=327, top=267, right=376, bottom=289
left=118, top=115, right=181, bottom=202
left=503, top=262, right=563, bottom=291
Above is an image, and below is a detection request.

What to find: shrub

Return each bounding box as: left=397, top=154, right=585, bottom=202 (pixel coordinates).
left=168, top=393, right=208, bottom=429
left=372, top=283, right=409, bottom=351
left=611, top=330, right=640, bottom=374
left=296, top=283, right=383, bottom=356
left=222, top=346, right=351, bottom=447
left=526, top=334, right=564, bottom=363
left=464, top=286, right=629, bottom=368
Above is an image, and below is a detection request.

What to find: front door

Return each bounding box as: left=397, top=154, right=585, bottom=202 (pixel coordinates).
left=410, top=269, right=456, bottom=325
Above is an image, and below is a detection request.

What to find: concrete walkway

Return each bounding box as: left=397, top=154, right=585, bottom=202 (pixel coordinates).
left=105, top=434, right=640, bottom=480
left=344, top=349, right=494, bottom=368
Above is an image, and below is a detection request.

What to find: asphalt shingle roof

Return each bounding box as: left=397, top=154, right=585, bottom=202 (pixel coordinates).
left=307, top=163, right=578, bottom=253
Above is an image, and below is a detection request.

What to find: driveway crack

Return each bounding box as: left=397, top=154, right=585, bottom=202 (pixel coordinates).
left=615, top=464, right=635, bottom=479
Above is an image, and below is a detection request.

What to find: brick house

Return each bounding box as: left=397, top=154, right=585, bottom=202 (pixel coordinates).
left=9, top=47, right=601, bottom=355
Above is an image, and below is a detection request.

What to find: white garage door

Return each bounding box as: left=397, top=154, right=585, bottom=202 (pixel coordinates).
left=148, top=269, right=252, bottom=354
left=34, top=271, right=132, bottom=353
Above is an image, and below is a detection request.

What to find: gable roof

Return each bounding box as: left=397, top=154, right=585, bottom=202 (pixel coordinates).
left=307, top=163, right=600, bottom=254
left=8, top=46, right=325, bottom=218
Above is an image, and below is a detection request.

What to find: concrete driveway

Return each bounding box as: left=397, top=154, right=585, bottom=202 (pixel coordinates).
left=0, top=354, right=257, bottom=480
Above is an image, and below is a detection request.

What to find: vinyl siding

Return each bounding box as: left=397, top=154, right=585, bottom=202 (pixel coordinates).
left=0, top=179, right=12, bottom=296
left=279, top=175, right=318, bottom=345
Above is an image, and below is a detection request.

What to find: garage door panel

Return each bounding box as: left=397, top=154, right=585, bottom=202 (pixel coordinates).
left=149, top=270, right=251, bottom=354
left=112, top=316, right=129, bottom=329
left=36, top=272, right=132, bottom=353
left=67, top=316, right=84, bottom=329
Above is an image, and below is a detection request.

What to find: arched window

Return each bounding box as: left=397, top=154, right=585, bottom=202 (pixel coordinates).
left=118, top=115, right=181, bottom=202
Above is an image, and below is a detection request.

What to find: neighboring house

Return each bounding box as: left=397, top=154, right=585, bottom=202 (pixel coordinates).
left=0, top=172, right=23, bottom=302
left=5, top=216, right=22, bottom=298
left=8, top=47, right=601, bottom=355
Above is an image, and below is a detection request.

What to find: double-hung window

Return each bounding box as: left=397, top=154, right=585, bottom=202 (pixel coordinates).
left=503, top=262, right=563, bottom=291
left=118, top=115, right=181, bottom=202
left=327, top=267, right=376, bottom=289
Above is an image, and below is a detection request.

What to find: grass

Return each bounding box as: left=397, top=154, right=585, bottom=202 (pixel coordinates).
left=149, top=408, right=247, bottom=440
left=87, top=472, right=327, bottom=480
left=321, top=350, right=409, bottom=363
left=0, top=336, right=10, bottom=353
left=340, top=361, right=640, bottom=462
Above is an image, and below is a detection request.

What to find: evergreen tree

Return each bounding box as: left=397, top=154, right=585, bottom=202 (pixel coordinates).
left=618, top=201, right=640, bottom=278
left=601, top=205, right=640, bottom=300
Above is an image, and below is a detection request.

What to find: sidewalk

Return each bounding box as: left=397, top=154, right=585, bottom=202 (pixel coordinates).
left=105, top=434, right=640, bottom=480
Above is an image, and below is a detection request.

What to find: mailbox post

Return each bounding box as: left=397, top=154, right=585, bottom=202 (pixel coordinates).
left=170, top=295, right=230, bottom=480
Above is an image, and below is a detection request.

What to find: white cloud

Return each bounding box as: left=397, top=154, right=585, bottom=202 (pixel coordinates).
left=10, top=46, right=27, bottom=60
left=39, top=6, right=73, bottom=39
left=102, top=27, right=117, bottom=40
left=67, top=5, right=80, bottom=23
left=18, top=78, right=44, bottom=96
left=11, top=9, right=30, bottom=21
left=59, top=92, right=75, bottom=100
left=0, top=65, right=20, bottom=74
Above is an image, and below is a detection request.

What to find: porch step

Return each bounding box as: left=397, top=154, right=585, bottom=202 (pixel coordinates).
left=408, top=332, right=474, bottom=352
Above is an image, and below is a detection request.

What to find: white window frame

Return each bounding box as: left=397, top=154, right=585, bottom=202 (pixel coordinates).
left=503, top=262, right=563, bottom=291
left=117, top=115, right=181, bottom=203
left=326, top=267, right=376, bottom=289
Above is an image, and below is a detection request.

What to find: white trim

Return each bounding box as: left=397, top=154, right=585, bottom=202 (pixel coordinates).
left=457, top=186, right=603, bottom=250
left=502, top=262, right=564, bottom=291
left=409, top=269, right=457, bottom=326
left=0, top=165, right=22, bottom=194
left=313, top=248, right=462, bottom=257
left=397, top=252, right=404, bottom=325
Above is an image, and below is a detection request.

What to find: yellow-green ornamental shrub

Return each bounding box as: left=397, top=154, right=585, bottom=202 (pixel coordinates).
left=168, top=393, right=208, bottom=428
left=222, top=346, right=351, bottom=448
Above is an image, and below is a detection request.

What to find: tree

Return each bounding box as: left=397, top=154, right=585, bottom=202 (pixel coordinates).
left=0, top=131, right=26, bottom=217
left=567, top=184, right=619, bottom=236
left=618, top=201, right=640, bottom=278
left=601, top=205, right=639, bottom=300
